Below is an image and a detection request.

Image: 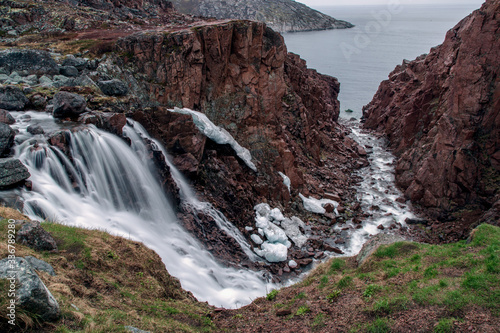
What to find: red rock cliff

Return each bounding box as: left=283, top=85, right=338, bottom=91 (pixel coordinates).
left=113, top=20, right=366, bottom=259
left=363, top=0, right=500, bottom=227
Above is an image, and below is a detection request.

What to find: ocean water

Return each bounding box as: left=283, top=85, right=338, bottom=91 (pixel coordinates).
left=283, top=3, right=483, bottom=119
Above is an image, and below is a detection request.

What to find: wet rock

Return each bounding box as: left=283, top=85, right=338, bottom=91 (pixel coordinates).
left=324, top=203, right=335, bottom=213
left=0, top=257, right=60, bottom=321
left=98, top=79, right=128, bottom=96
left=377, top=224, right=385, bottom=230
left=0, top=86, right=29, bottom=111
left=59, top=65, right=79, bottom=77
left=0, top=159, right=30, bottom=189
left=27, top=125, right=45, bottom=135
left=16, top=221, right=58, bottom=252
left=24, top=256, right=56, bottom=276
left=79, top=112, right=127, bottom=136
left=0, top=109, right=15, bottom=125
left=405, top=218, right=429, bottom=226
left=0, top=49, right=59, bottom=75
left=52, top=91, right=87, bottom=119
left=0, top=123, right=15, bottom=156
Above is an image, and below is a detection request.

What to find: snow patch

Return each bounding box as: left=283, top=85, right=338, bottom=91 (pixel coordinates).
left=299, top=193, right=339, bottom=215
left=169, top=107, right=257, bottom=172
left=252, top=204, right=308, bottom=262
left=278, top=172, right=291, bottom=192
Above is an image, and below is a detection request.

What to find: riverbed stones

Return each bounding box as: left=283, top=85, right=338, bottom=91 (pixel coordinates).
left=0, top=109, right=15, bottom=125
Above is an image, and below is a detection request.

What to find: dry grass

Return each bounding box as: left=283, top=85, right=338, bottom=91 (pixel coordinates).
left=0, top=219, right=215, bottom=332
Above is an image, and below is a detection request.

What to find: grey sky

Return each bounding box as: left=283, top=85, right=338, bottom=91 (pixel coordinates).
left=297, top=0, right=484, bottom=6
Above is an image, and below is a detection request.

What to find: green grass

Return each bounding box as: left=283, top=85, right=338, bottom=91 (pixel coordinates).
left=433, top=318, right=456, bottom=333
left=266, top=289, right=279, bottom=301
left=365, top=318, right=391, bottom=333
left=295, top=305, right=311, bottom=316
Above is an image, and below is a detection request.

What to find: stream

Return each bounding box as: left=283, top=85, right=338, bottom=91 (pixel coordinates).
left=1, top=112, right=418, bottom=308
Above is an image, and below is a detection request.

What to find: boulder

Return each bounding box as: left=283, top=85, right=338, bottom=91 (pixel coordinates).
left=52, top=91, right=87, bottom=119
left=98, top=79, right=129, bottom=96
left=16, top=221, right=58, bottom=252
left=0, top=159, right=30, bottom=189
left=0, top=49, right=59, bottom=75
left=62, top=55, right=87, bottom=70
left=27, top=125, right=45, bottom=135
left=0, top=86, right=29, bottom=111
left=0, top=257, right=60, bottom=321
left=0, top=123, right=15, bottom=157
left=29, top=94, right=47, bottom=110
left=0, top=109, right=15, bottom=125
left=356, top=233, right=407, bottom=266
left=59, top=65, right=79, bottom=77
left=24, top=256, right=56, bottom=276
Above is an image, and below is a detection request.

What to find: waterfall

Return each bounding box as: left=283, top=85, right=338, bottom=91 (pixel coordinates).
left=124, top=120, right=258, bottom=261
left=10, top=111, right=272, bottom=308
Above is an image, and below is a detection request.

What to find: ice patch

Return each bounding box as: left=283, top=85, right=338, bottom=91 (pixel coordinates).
left=251, top=234, right=263, bottom=245
left=255, top=242, right=288, bottom=263
left=169, top=107, right=257, bottom=172
left=252, top=204, right=309, bottom=262
left=281, top=217, right=308, bottom=247
left=299, top=194, right=339, bottom=215
left=278, top=172, right=291, bottom=192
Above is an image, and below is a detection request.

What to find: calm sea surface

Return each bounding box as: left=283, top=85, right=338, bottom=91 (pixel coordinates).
left=282, top=3, right=483, bottom=119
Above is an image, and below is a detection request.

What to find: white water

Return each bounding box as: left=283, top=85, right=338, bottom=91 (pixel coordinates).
left=340, top=120, right=417, bottom=255
left=10, top=111, right=271, bottom=308
left=124, top=119, right=259, bottom=261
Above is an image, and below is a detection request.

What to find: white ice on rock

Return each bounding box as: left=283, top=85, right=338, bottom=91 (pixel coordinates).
left=251, top=234, right=263, bottom=245
left=299, top=193, right=339, bottom=215
left=278, top=172, right=291, bottom=192
left=169, top=107, right=257, bottom=172
left=252, top=203, right=308, bottom=262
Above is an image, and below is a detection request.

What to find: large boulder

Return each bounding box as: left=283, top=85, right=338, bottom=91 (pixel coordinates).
left=98, top=79, right=129, bottom=96
left=24, top=256, right=56, bottom=276
left=16, top=221, right=58, bottom=252
left=0, top=123, right=15, bottom=157
left=59, top=65, right=79, bottom=77
left=0, top=49, right=59, bottom=75
left=62, top=55, right=88, bottom=70
left=0, top=159, right=30, bottom=189
left=356, top=233, right=407, bottom=266
left=0, top=109, right=15, bottom=125
left=52, top=91, right=87, bottom=119
left=0, top=257, right=60, bottom=321
left=0, top=86, right=29, bottom=111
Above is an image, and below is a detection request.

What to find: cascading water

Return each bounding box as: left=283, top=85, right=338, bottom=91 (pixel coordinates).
left=9, top=111, right=272, bottom=308
left=339, top=120, right=418, bottom=255
left=124, top=120, right=259, bottom=261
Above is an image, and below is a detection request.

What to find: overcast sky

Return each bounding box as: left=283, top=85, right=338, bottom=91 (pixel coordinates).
left=297, top=0, right=484, bottom=6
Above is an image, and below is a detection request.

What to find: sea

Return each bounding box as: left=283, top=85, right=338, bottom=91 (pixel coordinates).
left=282, top=2, right=484, bottom=119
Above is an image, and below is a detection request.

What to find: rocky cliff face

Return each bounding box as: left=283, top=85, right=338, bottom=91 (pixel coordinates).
left=114, top=21, right=368, bottom=266
left=363, top=0, right=500, bottom=235
left=170, top=0, right=353, bottom=32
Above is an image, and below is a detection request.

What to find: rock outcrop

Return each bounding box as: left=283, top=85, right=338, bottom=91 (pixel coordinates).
left=170, top=0, right=353, bottom=32
left=117, top=21, right=366, bottom=243
left=363, top=0, right=500, bottom=234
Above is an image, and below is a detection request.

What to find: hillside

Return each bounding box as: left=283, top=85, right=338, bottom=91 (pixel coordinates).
left=170, top=0, right=354, bottom=32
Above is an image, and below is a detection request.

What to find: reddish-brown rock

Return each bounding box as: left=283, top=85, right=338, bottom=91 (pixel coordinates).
left=363, top=0, right=500, bottom=228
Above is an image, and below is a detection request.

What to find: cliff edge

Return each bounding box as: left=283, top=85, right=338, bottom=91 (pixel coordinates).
left=363, top=0, right=500, bottom=240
